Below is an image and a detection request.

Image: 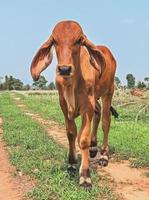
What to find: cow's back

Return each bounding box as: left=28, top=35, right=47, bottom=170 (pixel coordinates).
left=95, top=46, right=116, bottom=98
left=79, top=46, right=116, bottom=99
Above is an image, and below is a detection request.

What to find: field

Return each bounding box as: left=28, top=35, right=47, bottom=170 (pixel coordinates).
left=0, top=90, right=149, bottom=200
left=18, top=89, right=149, bottom=167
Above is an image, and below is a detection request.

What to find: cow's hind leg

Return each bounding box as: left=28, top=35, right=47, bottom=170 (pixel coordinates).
left=98, top=94, right=113, bottom=166
left=89, top=101, right=101, bottom=158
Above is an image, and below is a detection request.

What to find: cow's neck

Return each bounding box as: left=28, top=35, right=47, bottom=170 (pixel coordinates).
left=63, top=82, right=75, bottom=120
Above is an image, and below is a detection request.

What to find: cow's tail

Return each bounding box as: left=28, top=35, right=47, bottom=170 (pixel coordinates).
left=110, top=106, right=119, bottom=118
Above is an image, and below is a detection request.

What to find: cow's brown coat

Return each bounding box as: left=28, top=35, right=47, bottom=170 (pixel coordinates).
left=30, top=21, right=116, bottom=188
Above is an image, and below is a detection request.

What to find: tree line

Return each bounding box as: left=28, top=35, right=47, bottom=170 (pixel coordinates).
left=0, top=75, right=56, bottom=90
left=0, top=74, right=148, bottom=91
left=115, top=74, right=149, bottom=89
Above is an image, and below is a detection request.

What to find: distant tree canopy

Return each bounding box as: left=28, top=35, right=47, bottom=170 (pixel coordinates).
left=137, top=81, right=146, bottom=89
left=32, top=75, right=48, bottom=89
left=0, top=74, right=57, bottom=91
left=144, top=77, right=149, bottom=88
left=0, top=76, right=3, bottom=83
left=23, top=84, right=31, bottom=90
left=0, top=73, right=148, bottom=91
left=48, top=81, right=56, bottom=90
left=126, top=73, right=135, bottom=89
left=115, top=76, right=121, bottom=87
left=0, top=75, right=23, bottom=90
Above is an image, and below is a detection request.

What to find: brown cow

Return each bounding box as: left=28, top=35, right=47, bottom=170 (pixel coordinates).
left=30, top=20, right=117, bottom=189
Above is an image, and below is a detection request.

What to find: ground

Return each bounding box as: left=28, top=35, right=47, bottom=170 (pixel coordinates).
left=0, top=90, right=149, bottom=200
left=0, top=117, right=34, bottom=200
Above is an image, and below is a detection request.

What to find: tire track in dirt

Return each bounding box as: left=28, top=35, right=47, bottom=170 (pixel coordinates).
left=0, top=117, right=34, bottom=200
left=13, top=95, right=149, bottom=200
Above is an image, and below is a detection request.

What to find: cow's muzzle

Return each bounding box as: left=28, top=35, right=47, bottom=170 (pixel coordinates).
left=57, top=65, right=73, bottom=76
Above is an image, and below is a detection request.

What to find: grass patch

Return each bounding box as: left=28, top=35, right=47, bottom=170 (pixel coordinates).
left=0, top=93, right=118, bottom=200
left=18, top=92, right=149, bottom=168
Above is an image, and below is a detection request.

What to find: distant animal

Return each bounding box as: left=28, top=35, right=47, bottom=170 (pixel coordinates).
left=30, top=20, right=117, bottom=189
left=130, top=88, right=143, bottom=97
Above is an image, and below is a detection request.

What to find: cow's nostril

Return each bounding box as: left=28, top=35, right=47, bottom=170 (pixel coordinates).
left=58, top=66, right=72, bottom=76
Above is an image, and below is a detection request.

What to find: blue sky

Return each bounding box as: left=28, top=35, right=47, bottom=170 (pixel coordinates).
left=0, top=0, right=149, bottom=85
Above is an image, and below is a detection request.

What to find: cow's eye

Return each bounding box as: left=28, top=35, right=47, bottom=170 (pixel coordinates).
left=74, top=38, right=82, bottom=45
left=53, top=38, right=58, bottom=45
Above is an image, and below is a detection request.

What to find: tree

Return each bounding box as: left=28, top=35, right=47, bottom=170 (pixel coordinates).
left=115, top=76, right=121, bottom=87
left=9, top=76, right=15, bottom=90
left=0, top=77, right=3, bottom=90
left=0, top=76, right=3, bottom=83
left=126, top=73, right=135, bottom=89
left=144, top=77, right=149, bottom=88
left=0, top=75, right=23, bottom=90
left=23, top=84, right=30, bottom=90
left=32, top=75, right=48, bottom=89
left=4, top=75, right=9, bottom=90
left=137, top=81, right=146, bottom=89
left=12, top=78, right=23, bottom=90
left=48, top=81, right=56, bottom=90
left=144, top=77, right=149, bottom=81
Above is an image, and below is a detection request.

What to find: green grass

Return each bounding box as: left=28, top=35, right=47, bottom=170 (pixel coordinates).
left=0, top=92, right=118, bottom=200
left=20, top=93, right=64, bottom=124
left=18, top=92, right=149, bottom=168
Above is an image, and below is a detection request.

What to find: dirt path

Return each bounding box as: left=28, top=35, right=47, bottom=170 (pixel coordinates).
left=12, top=95, right=149, bottom=200
left=102, top=161, right=149, bottom=200
left=0, top=117, right=27, bottom=200
left=0, top=115, right=34, bottom=200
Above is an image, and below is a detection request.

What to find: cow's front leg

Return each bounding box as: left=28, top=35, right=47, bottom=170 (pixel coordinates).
left=59, top=96, right=77, bottom=174
left=66, top=119, right=77, bottom=174
left=78, top=109, right=93, bottom=189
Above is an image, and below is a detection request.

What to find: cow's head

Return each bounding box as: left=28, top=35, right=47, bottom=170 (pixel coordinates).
left=30, top=21, right=105, bottom=81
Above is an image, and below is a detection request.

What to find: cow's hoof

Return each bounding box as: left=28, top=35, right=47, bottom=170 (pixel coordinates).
left=79, top=177, right=92, bottom=191
left=89, top=146, right=98, bottom=158
left=98, top=155, right=109, bottom=167
left=67, top=165, right=77, bottom=175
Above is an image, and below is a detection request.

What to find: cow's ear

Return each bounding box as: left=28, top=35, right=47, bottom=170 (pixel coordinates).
left=81, top=35, right=105, bottom=74
left=30, top=35, right=54, bottom=81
